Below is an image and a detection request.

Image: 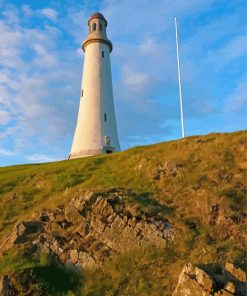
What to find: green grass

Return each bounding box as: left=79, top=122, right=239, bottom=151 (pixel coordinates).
left=0, top=130, right=246, bottom=295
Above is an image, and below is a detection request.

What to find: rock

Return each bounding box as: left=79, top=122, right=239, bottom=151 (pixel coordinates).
left=77, top=251, right=96, bottom=269
left=224, top=262, right=246, bottom=282
left=173, top=263, right=247, bottom=296
left=1, top=189, right=174, bottom=271
left=172, top=264, right=211, bottom=296
left=70, top=249, right=79, bottom=264
left=224, top=281, right=235, bottom=294
left=214, top=290, right=234, bottom=296
left=0, top=221, right=43, bottom=252
left=154, top=161, right=182, bottom=180
left=0, top=275, right=16, bottom=296
left=195, top=266, right=214, bottom=292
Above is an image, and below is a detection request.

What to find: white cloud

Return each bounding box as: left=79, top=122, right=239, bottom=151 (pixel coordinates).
left=2, top=7, right=20, bottom=24
left=0, top=148, right=15, bottom=156
left=122, top=66, right=152, bottom=90
left=26, top=153, right=57, bottom=163
left=224, top=78, right=247, bottom=112
left=205, top=35, right=247, bottom=69
left=22, top=5, right=33, bottom=17
left=39, top=8, right=58, bottom=22
left=0, top=109, right=11, bottom=125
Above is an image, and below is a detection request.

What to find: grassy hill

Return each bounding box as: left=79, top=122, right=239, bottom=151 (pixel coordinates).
left=0, top=130, right=246, bottom=295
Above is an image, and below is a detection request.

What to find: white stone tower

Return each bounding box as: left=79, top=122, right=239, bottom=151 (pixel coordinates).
left=69, top=12, right=120, bottom=159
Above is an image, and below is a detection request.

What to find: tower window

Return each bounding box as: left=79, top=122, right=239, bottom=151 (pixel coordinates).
left=93, top=23, right=96, bottom=31
left=104, top=113, right=107, bottom=122
left=81, top=89, right=83, bottom=97
left=99, top=23, right=102, bottom=31
left=101, top=50, right=104, bottom=58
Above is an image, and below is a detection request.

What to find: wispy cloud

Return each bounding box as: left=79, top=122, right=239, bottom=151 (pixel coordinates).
left=39, top=8, right=58, bottom=22
left=0, top=148, right=15, bottom=156
left=0, top=0, right=246, bottom=165
left=224, top=77, right=247, bottom=112
left=26, top=153, right=57, bottom=163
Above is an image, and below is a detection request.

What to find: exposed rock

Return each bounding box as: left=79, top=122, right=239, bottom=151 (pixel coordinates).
left=224, top=262, right=246, bottom=282
left=173, top=263, right=247, bottom=296
left=77, top=251, right=96, bottom=269
left=154, top=161, right=182, bottom=180
left=224, top=281, right=235, bottom=294
left=172, top=263, right=211, bottom=296
left=194, top=266, right=214, bottom=292
left=1, top=189, right=174, bottom=270
left=0, top=221, right=43, bottom=252
left=0, top=275, right=16, bottom=296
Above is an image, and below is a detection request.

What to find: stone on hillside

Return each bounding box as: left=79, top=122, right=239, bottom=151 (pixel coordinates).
left=214, top=289, right=234, bottom=296
left=224, top=281, right=235, bottom=294
left=195, top=266, right=214, bottom=292
left=1, top=189, right=174, bottom=270
left=0, top=221, right=43, bottom=252
left=224, top=262, right=246, bottom=282
left=174, top=263, right=247, bottom=296
left=172, top=264, right=211, bottom=296
left=65, top=191, right=96, bottom=225
left=77, top=251, right=96, bottom=269
left=70, top=249, right=79, bottom=264
left=0, top=275, right=16, bottom=296
left=154, top=161, right=182, bottom=180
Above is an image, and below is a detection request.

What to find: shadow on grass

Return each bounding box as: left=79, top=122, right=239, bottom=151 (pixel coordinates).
left=32, top=262, right=80, bottom=294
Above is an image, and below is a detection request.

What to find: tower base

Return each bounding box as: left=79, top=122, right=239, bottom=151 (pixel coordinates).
left=68, top=145, right=116, bottom=159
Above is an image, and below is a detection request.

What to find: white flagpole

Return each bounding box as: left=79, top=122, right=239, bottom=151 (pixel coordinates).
left=175, top=17, right=185, bottom=138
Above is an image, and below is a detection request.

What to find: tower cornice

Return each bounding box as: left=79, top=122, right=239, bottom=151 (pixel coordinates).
left=82, top=38, right=113, bottom=52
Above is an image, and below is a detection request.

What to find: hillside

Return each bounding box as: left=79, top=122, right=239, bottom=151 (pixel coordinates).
left=0, top=131, right=246, bottom=295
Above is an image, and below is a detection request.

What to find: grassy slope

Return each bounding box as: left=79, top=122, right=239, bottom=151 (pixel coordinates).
left=0, top=130, right=246, bottom=295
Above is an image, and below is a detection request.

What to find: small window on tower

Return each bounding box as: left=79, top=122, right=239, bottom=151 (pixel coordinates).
left=81, top=89, right=83, bottom=97
left=101, top=51, right=104, bottom=58
left=99, top=23, right=102, bottom=31
left=104, top=113, right=107, bottom=122
left=93, top=23, right=96, bottom=31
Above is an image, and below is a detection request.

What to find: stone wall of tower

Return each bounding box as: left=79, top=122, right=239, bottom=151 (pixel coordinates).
left=69, top=15, right=120, bottom=159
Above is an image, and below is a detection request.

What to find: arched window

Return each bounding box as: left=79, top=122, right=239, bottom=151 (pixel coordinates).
left=93, top=23, right=96, bottom=31
left=101, top=50, right=104, bottom=58
left=99, top=23, right=103, bottom=31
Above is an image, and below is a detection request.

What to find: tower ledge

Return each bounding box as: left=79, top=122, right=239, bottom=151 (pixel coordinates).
left=82, top=37, right=112, bottom=52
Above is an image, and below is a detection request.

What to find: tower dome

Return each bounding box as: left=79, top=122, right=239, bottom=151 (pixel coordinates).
left=88, top=12, right=107, bottom=26
left=83, top=12, right=112, bottom=52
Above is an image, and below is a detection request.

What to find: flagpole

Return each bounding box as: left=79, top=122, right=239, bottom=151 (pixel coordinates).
left=175, top=17, right=185, bottom=138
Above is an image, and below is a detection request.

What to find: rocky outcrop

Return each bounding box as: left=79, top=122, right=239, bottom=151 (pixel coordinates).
left=0, top=189, right=174, bottom=270
left=173, top=263, right=247, bottom=296
left=0, top=221, right=43, bottom=252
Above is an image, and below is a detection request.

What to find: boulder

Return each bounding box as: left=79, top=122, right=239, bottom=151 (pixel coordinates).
left=173, top=263, right=247, bottom=296
left=224, top=262, right=246, bottom=282
left=172, top=264, right=211, bottom=296
left=224, top=281, right=235, bottom=294
left=195, top=266, right=214, bottom=292
left=0, top=221, right=43, bottom=252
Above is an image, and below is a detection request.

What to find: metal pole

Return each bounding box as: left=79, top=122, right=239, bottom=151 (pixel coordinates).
left=175, top=17, right=185, bottom=138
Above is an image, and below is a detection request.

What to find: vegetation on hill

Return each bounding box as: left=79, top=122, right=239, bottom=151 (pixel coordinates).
left=0, top=130, right=246, bottom=295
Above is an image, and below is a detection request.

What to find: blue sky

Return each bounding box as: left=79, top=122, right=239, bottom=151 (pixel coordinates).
left=0, top=0, right=246, bottom=166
